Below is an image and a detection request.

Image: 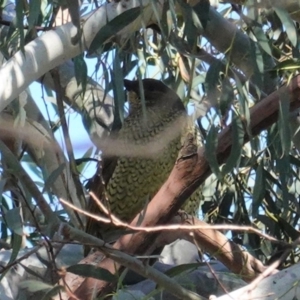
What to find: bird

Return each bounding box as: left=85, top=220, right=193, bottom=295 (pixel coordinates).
left=84, top=78, right=201, bottom=255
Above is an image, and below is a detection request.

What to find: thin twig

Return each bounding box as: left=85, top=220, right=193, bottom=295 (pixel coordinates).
left=59, top=195, right=282, bottom=244
left=0, top=245, right=43, bottom=274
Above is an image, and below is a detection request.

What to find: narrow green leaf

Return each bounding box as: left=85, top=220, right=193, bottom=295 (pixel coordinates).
left=88, top=7, right=142, bottom=55
left=264, top=190, right=280, bottom=215
left=205, top=60, right=223, bottom=106
left=43, top=163, right=66, bottom=193
left=137, top=72, right=147, bottom=118
left=218, top=77, right=234, bottom=117
left=28, top=0, right=42, bottom=29
left=256, top=215, right=276, bottom=233
left=205, top=125, right=221, bottom=179
left=74, top=54, right=88, bottom=95
left=251, top=26, right=273, bottom=57
left=169, top=0, right=178, bottom=28
left=151, top=0, right=168, bottom=40
left=235, top=76, right=252, bottom=143
left=11, top=232, right=22, bottom=259
left=0, top=196, right=9, bottom=240
left=277, top=216, right=300, bottom=240
left=264, top=169, right=282, bottom=190
left=252, top=162, right=265, bottom=218
left=175, top=0, right=200, bottom=48
left=221, top=112, right=244, bottom=176
left=111, top=49, right=125, bottom=126
left=164, top=5, right=173, bottom=37
left=278, top=92, right=291, bottom=156
left=20, top=280, right=53, bottom=292
left=15, top=0, right=25, bottom=51
left=19, top=262, right=45, bottom=280
left=276, top=156, right=290, bottom=215
left=249, top=41, right=263, bottom=93
left=267, top=123, right=281, bottom=158
left=41, top=285, right=64, bottom=300
left=4, top=207, right=23, bottom=235
left=164, top=262, right=207, bottom=277
left=272, top=59, right=300, bottom=71
left=67, top=264, right=117, bottom=282
left=191, top=0, right=210, bottom=29
left=274, top=6, right=297, bottom=47
left=0, top=232, right=23, bottom=280
left=117, top=268, right=129, bottom=291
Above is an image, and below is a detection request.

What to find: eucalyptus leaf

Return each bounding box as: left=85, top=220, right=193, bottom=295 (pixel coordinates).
left=278, top=92, right=291, bottom=156
left=41, top=285, right=64, bottom=300
left=88, top=7, right=142, bottom=55
left=67, top=264, right=117, bottom=282
left=251, top=26, right=273, bottom=57
left=111, top=49, right=125, bottom=127
left=28, top=0, right=42, bottom=29
left=274, top=6, right=297, bottom=47
left=20, top=280, right=53, bottom=292
left=4, top=207, right=23, bottom=235
left=74, top=54, right=88, bottom=94
left=221, top=112, right=244, bottom=176
left=252, top=162, right=265, bottom=218
left=43, top=163, right=66, bottom=193
left=15, top=0, right=25, bottom=51
left=205, top=125, right=221, bottom=179
left=164, top=262, right=208, bottom=277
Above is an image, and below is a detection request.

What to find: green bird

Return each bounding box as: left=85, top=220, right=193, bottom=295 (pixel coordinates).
left=85, top=79, right=201, bottom=255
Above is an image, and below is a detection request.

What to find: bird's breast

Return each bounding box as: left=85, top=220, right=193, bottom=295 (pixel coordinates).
left=105, top=108, right=185, bottom=222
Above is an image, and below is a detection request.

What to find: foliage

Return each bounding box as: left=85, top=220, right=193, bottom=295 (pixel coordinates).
left=1, top=0, right=300, bottom=299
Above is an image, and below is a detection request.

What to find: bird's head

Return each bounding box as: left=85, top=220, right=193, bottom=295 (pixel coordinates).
left=124, top=79, right=184, bottom=111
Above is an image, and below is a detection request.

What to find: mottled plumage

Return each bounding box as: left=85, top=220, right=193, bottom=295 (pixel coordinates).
left=85, top=79, right=201, bottom=254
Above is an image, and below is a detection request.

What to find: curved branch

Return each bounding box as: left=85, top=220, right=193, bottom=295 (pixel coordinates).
left=0, top=0, right=157, bottom=110
left=73, top=75, right=300, bottom=298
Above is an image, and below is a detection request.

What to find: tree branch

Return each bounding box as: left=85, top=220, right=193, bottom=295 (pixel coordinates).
left=58, top=224, right=206, bottom=300
left=0, top=0, right=158, bottom=109
left=71, top=76, right=300, bottom=298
